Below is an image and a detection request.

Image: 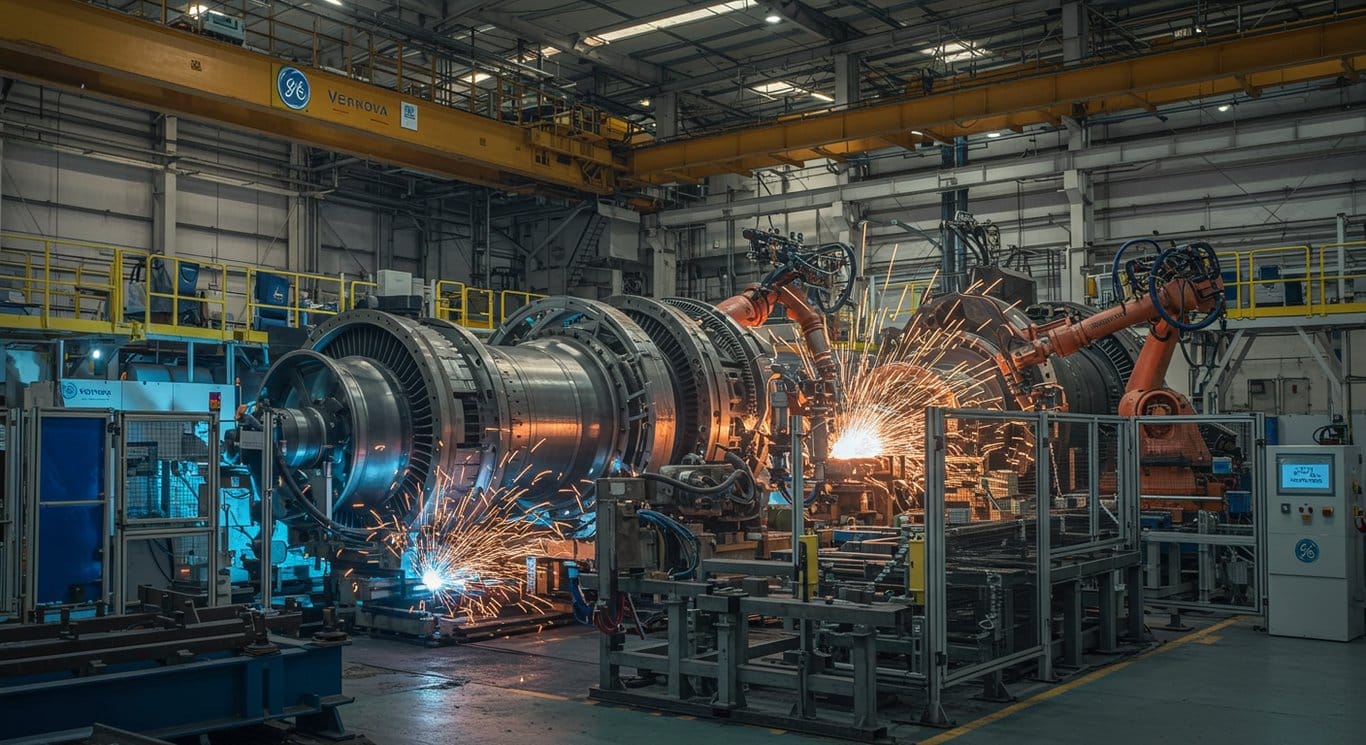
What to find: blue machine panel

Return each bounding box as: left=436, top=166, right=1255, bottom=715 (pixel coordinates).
left=36, top=504, right=105, bottom=604
left=39, top=416, right=105, bottom=503
left=37, top=416, right=107, bottom=605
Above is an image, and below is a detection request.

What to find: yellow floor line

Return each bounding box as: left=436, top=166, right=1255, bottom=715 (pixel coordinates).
left=505, top=688, right=572, bottom=702
left=918, top=615, right=1246, bottom=745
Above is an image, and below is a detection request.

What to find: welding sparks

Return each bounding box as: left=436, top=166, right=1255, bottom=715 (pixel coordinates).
left=830, top=420, right=883, bottom=459
left=780, top=265, right=1036, bottom=511
left=370, top=464, right=566, bottom=624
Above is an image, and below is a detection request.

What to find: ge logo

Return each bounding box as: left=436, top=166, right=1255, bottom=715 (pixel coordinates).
left=60, top=381, right=77, bottom=399
left=1295, top=538, right=1319, bottom=563
left=276, top=66, right=310, bottom=110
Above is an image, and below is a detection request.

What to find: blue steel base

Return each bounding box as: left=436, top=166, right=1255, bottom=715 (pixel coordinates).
left=0, top=637, right=351, bottom=744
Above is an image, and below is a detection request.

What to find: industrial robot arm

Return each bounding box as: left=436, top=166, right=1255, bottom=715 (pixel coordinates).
left=715, top=228, right=856, bottom=390
left=1006, top=240, right=1228, bottom=504
left=1006, top=241, right=1225, bottom=413
left=715, top=229, right=857, bottom=512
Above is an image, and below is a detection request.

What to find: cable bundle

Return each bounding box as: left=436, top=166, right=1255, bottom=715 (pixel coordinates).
left=637, top=508, right=701, bottom=579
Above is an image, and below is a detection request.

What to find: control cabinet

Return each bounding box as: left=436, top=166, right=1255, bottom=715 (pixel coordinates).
left=1265, top=445, right=1365, bottom=641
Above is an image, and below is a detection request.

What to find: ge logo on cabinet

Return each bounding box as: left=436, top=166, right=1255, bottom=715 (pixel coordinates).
left=1295, top=538, right=1319, bottom=563
left=276, top=66, right=311, bottom=110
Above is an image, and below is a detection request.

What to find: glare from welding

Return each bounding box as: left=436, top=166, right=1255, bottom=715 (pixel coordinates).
left=830, top=420, right=884, bottom=459
left=369, top=464, right=565, bottom=623
left=788, top=267, right=1035, bottom=508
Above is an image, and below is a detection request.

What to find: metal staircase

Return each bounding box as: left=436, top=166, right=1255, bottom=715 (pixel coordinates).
left=565, top=211, right=609, bottom=291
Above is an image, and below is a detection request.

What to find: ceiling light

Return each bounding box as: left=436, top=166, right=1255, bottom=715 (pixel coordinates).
left=639, top=98, right=652, bottom=107
left=987, top=131, right=1001, bottom=138
left=581, top=35, right=608, bottom=47
left=809, top=91, right=834, bottom=102
left=323, top=0, right=344, bottom=6
left=185, top=3, right=208, bottom=15
left=1217, top=103, right=1232, bottom=112
left=765, top=12, right=782, bottom=24
left=910, top=130, right=923, bottom=136
left=920, top=41, right=986, bottom=64
left=598, top=1, right=757, bottom=44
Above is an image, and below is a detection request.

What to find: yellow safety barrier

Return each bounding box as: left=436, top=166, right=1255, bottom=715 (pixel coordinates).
left=461, top=286, right=497, bottom=330
left=1217, top=241, right=1366, bottom=319
left=499, top=290, right=545, bottom=323
left=433, top=279, right=468, bottom=325
left=347, top=280, right=378, bottom=310
left=0, top=233, right=566, bottom=344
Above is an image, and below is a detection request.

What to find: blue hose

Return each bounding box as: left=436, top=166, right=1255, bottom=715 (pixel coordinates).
left=1110, top=238, right=1163, bottom=301
left=1148, top=244, right=1226, bottom=332
left=638, top=509, right=700, bottom=579
left=566, top=561, right=593, bottom=625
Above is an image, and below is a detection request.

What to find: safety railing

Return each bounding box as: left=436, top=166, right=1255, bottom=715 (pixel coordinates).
left=461, top=287, right=496, bottom=330
left=347, top=280, right=378, bottom=310
left=500, top=290, right=545, bottom=322
left=1217, top=241, right=1366, bottom=319
left=0, top=232, right=542, bottom=342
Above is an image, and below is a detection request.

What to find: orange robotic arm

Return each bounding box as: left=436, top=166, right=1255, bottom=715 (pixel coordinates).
left=1009, top=276, right=1219, bottom=374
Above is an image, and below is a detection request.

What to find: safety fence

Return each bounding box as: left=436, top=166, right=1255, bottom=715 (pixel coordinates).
left=921, top=408, right=1145, bottom=720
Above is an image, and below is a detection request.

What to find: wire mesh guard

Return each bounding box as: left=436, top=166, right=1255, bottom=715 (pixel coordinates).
left=123, top=418, right=213, bottom=523
left=935, top=411, right=1046, bottom=681
left=1137, top=414, right=1262, bottom=612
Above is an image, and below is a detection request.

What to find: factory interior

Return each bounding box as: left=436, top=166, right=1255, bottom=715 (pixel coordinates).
left=1, top=0, right=1366, bottom=742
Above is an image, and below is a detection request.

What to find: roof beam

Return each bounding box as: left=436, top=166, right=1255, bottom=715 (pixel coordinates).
left=642, top=0, right=1060, bottom=97
left=630, top=15, right=1366, bottom=182
left=774, top=0, right=857, bottom=44
left=474, top=9, right=668, bottom=85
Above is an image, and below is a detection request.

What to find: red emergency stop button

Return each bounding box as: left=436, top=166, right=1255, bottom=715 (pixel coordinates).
left=1323, top=507, right=1334, bottom=517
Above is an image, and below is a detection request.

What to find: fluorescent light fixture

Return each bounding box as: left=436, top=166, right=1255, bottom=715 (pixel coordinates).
left=753, top=80, right=798, bottom=95
left=987, top=131, right=1001, bottom=138
left=765, top=12, right=782, bottom=24
left=920, top=41, right=986, bottom=64
left=597, top=1, right=756, bottom=44
left=910, top=130, right=923, bottom=135
left=324, top=0, right=344, bottom=6
left=809, top=91, right=834, bottom=102
left=1217, top=103, right=1232, bottom=112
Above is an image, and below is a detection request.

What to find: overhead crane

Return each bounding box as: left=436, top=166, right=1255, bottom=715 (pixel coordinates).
left=0, top=0, right=623, bottom=195
left=629, top=13, right=1366, bottom=182
left=0, top=2, right=1363, bottom=197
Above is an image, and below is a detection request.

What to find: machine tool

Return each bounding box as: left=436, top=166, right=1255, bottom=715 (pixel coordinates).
left=234, top=229, right=857, bottom=634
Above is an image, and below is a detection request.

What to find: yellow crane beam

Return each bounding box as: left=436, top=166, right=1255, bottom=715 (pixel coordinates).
left=628, top=15, right=1366, bottom=182
left=0, top=0, right=619, bottom=195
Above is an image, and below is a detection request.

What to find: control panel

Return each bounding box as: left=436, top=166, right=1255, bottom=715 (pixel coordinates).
left=1265, top=445, right=1365, bottom=641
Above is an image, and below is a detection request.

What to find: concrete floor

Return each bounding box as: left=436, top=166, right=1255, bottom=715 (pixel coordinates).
left=338, top=615, right=1366, bottom=745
